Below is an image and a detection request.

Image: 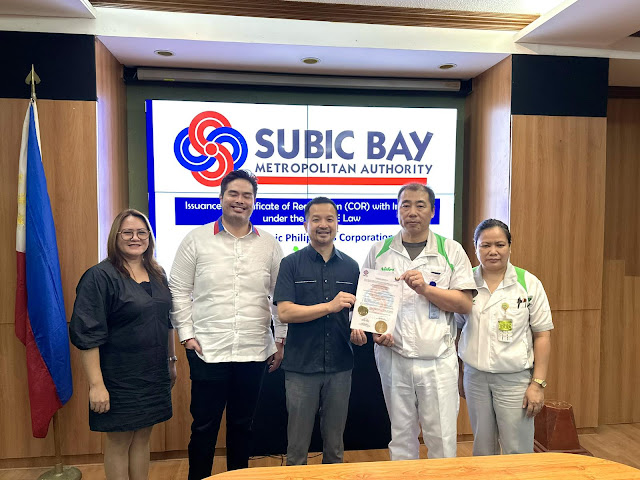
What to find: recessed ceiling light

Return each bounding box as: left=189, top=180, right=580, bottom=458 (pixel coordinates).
left=439, top=63, right=457, bottom=70
left=302, top=57, right=320, bottom=65
left=155, top=50, right=175, bottom=57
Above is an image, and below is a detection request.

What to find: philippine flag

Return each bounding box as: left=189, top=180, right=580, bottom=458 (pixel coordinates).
left=15, top=99, right=73, bottom=438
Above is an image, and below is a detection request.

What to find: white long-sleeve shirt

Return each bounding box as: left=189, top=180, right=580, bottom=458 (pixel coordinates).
left=169, top=218, right=286, bottom=363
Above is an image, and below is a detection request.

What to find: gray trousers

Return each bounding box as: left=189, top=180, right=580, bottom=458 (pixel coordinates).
left=463, top=364, right=534, bottom=456
left=284, top=369, right=352, bottom=465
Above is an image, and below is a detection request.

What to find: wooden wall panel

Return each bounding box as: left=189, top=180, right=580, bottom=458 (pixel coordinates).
left=150, top=423, right=166, bottom=453
left=0, top=99, right=100, bottom=459
left=545, top=310, right=601, bottom=428
left=600, top=98, right=640, bottom=425
left=165, top=346, right=192, bottom=451
left=95, top=39, right=129, bottom=259
left=604, top=98, right=640, bottom=275
left=633, top=277, right=640, bottom=423
left=510, top=115, right=607, bottom=311
left=599, top=260, right=626, bottom=424
left=463, top=56, right=511, bottom=253
left=457, top=398, right=472, bottom=436
left=510, top=115, right=606, bottom=428
left=622, top=275, right=640, bottom=423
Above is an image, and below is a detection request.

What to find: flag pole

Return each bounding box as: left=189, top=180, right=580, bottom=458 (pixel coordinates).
left=22, top=66, right=82, bottom=480
left=25, top=64, right=39, bottom=102
left=36, top=411, right=82, bottom=480
left=52, top=412, right=64, bottom=475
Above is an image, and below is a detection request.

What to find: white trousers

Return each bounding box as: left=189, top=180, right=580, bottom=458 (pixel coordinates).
left=375, top=346, right=459, bottom=459
left=463, top=364, right=534, bottom=456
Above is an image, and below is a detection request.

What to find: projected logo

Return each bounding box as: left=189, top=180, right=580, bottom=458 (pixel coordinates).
left=173, top=111, right=248, bottom=187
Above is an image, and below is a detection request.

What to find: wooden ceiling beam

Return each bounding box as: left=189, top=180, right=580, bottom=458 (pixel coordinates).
left=92, top=0, right=538, bottom=31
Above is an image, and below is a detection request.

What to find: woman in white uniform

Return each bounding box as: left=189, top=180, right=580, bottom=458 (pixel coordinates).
left=456, top=219, right=553, bottom=456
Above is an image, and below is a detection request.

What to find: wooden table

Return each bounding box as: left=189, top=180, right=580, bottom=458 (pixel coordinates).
left=209, top=453, right=640, bottom=479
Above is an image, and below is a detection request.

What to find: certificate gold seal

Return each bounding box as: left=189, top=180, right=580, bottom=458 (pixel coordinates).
left=358, top=305, right=369, bottom=316
left=375, top=321, right=387, bottom=333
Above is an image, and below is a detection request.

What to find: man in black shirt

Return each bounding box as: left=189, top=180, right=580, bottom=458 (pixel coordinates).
left=273, top=196, right=359, bottom=465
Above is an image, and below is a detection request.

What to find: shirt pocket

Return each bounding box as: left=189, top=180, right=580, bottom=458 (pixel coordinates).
left=418, top=265, right=451, bottom=289
left=491, top=305, right=526, bottom=337
left=499, top=303, right=530, bottom=331
left=490, top=337, right=529, bottom=372
left=294, top=279, right=320, bottom=305
left=335, top=280, right=356, bottom=295
left=490, top=303, right=530, bottom=367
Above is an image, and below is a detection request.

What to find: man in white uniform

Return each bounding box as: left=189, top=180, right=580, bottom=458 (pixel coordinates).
left=353, top=183, right=476, bottom=459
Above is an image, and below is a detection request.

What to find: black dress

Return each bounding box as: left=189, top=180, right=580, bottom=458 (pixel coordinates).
left=69, top=260, right=173, bottom=432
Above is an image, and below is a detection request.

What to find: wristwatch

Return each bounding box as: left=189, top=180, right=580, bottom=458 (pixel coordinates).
left=275, top=337, right=286, bottom=345
left=180, top=338, right=194, bottom=345
left=168, top=356, right=178, bottom=362
left=532, top=378, right=547, bottom=388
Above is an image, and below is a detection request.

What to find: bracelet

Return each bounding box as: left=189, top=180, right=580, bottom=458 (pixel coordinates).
left=180, top=338, right=194, bottom=345
left=168, top=356, right=178, bottom=362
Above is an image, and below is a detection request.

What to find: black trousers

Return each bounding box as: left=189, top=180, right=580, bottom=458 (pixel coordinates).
left=186, top=350, right=267, bottom=480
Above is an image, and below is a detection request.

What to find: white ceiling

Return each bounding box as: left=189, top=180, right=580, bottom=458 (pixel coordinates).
left=0, top=0, right=639, bottom=82
left=100, top=35, right=510, bottom=79
left=515, top=0, right=640, bottom=47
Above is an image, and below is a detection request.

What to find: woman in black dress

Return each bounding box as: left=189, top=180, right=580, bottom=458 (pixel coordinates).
left=70, top=209, right=176, bottom=480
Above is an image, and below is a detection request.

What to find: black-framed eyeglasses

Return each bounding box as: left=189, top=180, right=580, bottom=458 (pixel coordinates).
left=118, top=229, right=150, bottom=240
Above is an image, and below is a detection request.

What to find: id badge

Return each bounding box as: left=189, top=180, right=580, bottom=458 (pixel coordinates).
left=429, top=302, right=440, bottom=319
left=497, top=318, right=513, bottom=342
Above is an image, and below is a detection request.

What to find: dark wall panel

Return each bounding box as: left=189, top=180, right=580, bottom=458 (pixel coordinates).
left=511, top=55, right=608, bottom=117
left=0, top=31, right=96, bottom=101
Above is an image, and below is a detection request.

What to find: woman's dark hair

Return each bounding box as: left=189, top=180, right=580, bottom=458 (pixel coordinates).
left=107, top=209, right=165, bottom=281
left=473, top=219, right=511, bottom=246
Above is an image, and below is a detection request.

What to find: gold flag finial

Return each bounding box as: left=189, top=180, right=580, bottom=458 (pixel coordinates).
left=25, top=64, right=41, bottom=100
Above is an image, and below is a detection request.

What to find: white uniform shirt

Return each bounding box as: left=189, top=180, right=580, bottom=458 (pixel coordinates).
left=169, top=218, right=286, bottom=363
left=363, top=229, right=476, bottom=360
left=456, top=263, right=553, bottom=373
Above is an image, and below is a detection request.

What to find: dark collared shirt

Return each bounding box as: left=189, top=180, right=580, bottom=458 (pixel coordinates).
left=273, top=245, right=359, bottom=374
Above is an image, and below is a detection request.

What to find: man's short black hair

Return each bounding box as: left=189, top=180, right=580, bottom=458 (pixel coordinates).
left=220, top=169, right=258, bottom=197
left=397, top=183, right=435, bottom=209
left=304, top=197, right=338, bottom=220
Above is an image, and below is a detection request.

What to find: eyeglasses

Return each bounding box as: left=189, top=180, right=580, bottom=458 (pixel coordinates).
left=118, top=229, right=150, bottom=240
